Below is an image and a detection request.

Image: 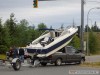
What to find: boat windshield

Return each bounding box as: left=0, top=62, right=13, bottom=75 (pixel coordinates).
left=40, top=31, right=49, bottom=36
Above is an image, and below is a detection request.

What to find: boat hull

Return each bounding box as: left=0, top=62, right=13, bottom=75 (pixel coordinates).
left=26, top=33, right=75, bottom=57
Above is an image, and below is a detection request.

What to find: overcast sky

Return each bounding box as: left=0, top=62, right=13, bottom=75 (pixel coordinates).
left=0, top=0, right=100, bottom=28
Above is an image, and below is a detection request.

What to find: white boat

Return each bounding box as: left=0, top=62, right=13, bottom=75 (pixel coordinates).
left=26, top=26, right=78, bottom=57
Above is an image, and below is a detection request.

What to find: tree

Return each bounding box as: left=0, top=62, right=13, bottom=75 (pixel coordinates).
left=38, top=23, right=47, bottom=29
left=69, top=35, right=80, bottom=49
left=4, top=13, right=18, bottom=46
left=85, top=25, right=91, bottom=32
left=91, top=21, right=99, bottom=32
left=0, top=18, right=3, bottom=45
left=0, top=18, right=9, bottom=53
left=7, top=13, right=17, bottom=36
left=28, top=26, right=35, bottom=41
left=37, top=23, right=47, bottom=36
left=89, top=31, right=98, bottom=54
left=15, top=19, right=30, bottom=46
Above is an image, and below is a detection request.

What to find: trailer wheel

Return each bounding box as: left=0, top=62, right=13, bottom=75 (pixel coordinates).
left=12, top=59, right=21, bottom=71
left=55, top=58, right=62, bottom=66
left=40, top=62, right=47, bottom=66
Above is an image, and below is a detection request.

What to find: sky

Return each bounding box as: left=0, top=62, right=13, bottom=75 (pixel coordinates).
left=0, top=0, right=100, bottom=28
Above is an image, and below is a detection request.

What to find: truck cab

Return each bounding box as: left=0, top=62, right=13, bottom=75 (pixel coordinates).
left=39, top=46, right=85, bottom=66
left=65, top=46, right=85, bottom=63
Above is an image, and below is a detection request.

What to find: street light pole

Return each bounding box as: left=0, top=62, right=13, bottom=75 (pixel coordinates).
left=81, top=0, right=85, bottom=51
left=87, top=7, right=100, bottom=55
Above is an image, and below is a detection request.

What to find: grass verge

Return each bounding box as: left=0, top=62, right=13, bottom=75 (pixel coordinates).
left=0, top=54, right=6, bottom=60
left=81, top=62, right=100, bottom=68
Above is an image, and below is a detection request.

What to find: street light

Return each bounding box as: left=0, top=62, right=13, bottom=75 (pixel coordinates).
left=88, top=1, right=100, bottom=3
left=86, top=7, right=100, bottom=56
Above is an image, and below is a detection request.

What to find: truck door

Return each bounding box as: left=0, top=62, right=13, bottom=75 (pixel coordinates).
left=66, top=47, right=74, bottom=62
left=57, top=47, right=67, bottom=62
left=70, top=47, right=81, bottom=62
left=66, top=46, right=80, bottom=62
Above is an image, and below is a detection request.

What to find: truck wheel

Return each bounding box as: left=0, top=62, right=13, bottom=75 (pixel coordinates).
left=55, top=58, right=62, bottom=66
left=78, top=58, right=85, bottom=64
left=40, top=62, right=47, bottom=66
left=81, top=58, right=85, bottom=64
left=12, top=60, right=21, bottom=71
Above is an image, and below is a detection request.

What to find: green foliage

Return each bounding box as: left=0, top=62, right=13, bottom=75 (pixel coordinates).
left=37, top=23, right=47, bottom=36
left=85, top=21, right=100, bottom=32
left=7, top=13, right=17, bottom=36
left=0, top=18, right=10, bottom=46
left=15, top=19, right=30, bottom=46
left=38, top=23, right=47, bottom=29
left=4, top=13, right=17, bottom=46
left=0, top=18, right=10, bottom=54
left=91, top=21, right=99, bottom=32
left=69, top=35, right=80, bottom=49
left=0, top=18, right=3, bottom=45
left=0, top=45, right=8, bottom=54
left=85, top=25, right=91, bottom=32
left=0, top=14, right=49, bottom=54
left=89, top=31, right=98, bottom=54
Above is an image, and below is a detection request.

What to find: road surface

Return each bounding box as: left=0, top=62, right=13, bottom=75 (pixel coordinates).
left=0, top=64, right=100, bottom=75
left=0, top=55, right=100, bottom=75
left=85, top=55, right=100, bottom=62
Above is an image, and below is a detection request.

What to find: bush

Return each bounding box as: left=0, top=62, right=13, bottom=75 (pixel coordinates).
left=69, top=35, right=80, bottom=49
left=89, top=32, right=98, bottom=54
left=0, top=45, right=8, bottom=54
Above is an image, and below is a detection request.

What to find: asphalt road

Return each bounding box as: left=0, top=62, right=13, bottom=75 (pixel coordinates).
left=0, top=64, right=100, bottom=75
left=85, top=55, right=100, bottom=62
left=0, top=55, right=100, bottom=75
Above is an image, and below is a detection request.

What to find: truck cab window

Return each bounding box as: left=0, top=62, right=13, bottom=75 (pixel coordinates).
left=58, top=47, right=66, bottom=53
left=66, top=47, right=76, bottom=53
left=71, top=48, right=76, bottom=53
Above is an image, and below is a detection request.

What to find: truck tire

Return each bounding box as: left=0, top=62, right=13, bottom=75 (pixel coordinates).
left=78, top=58, right=85, bottom=64
left=55, top=58, right=62, bottom=66
left=40, top=62, right=47, bottom=66
left=12, top=60, right=21, bottom=71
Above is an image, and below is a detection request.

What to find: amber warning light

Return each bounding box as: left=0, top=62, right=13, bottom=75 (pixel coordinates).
left=33, top=0, right=38, bottom=8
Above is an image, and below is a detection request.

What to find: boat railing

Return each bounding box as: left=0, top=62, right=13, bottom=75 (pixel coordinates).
left=40, top=31, right=48, bottom=36
left=60, top=26, right=71, bottom=36
left=60, top=30, right=70, bottom=36
left=60, top=26, right=77, bottom=36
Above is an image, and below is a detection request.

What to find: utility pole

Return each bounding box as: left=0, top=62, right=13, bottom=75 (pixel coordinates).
left=81, top=0, right=85, bottom=51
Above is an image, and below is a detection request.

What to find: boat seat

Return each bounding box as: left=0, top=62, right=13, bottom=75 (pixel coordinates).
left=40, top=37, right=54, bottom=46
left=41, top=37, right=50, bottom=44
